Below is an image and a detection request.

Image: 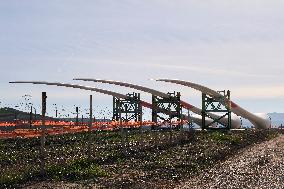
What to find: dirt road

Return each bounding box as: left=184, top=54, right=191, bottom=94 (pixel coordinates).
left=178, top=135, right=284, bottom=189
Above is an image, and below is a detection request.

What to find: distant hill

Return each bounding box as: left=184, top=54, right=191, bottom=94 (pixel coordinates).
left=0, top=107, right=54, bottom=121
left=0, top=107, right=111, bottom=122
left=268, top=113, right=284, bottom=127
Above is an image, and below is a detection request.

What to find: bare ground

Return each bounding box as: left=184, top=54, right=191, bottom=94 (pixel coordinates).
left=20, top=132, right=284, bottom=189
left=177, top=134, right=284, bottom=189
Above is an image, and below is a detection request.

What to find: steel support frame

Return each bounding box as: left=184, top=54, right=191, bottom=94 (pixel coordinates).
left=201, top=90, right=232, bottom=130
left=152, top=92, right=182, bottom=125
left=113, top=92, right=142, bottom=123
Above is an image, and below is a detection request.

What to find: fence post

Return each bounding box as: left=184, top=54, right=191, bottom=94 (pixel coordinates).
left=88, top=95, right=93, bottom=159
left=29, top=106, right=32, bottom=129
left=76, top=106, right=79, bottom=126
left=40, top=92, right=47, bottom=177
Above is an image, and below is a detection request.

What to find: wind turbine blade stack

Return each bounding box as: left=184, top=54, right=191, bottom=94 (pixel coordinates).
left=9, top=81, right=198, bottom=125
left=74, top=78, right=241, bottom=128
left=156, top=79, right=270, bottom=129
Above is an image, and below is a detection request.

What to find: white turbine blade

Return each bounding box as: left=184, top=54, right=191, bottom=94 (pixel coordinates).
left=9, top=81, right=128, bottom=99
left=74, top=78, right=170, bottom=98
left=156, top=79, right=269, bottom=129
left=74, top=78, right=199, bottom=110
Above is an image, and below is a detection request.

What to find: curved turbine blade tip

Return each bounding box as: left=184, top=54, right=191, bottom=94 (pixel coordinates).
left=155, top=78, right=167, bottom=81
left=149, top=78, right=156, bottom=81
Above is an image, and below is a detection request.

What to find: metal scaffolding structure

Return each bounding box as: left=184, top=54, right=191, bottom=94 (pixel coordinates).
left=152, top=91, right=182, bottom=125
left=113, top=92, right=142, bottom=123
left=201, top=90, right=232, bottom=130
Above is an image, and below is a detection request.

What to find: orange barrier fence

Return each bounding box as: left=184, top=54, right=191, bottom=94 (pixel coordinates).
left=0, top=120, right=186, bottom=139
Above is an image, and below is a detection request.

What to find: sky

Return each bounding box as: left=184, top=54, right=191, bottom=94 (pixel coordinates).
left=0, top=0, right=284, bottom=119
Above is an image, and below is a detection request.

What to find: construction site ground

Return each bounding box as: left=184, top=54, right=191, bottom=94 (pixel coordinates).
left=1, top=129, right=283, bottom=189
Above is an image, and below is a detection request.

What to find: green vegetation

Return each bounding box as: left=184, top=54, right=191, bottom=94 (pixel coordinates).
left=208, top=131, right=242, bottom=144
left=0, top=159, right=107, bottom=187
left=0, top=165, right=38, bottom=187
left=46, top=158, right=108, bottom=180
left=0, top=129, right=281, bottom=188
left=0, top=107, right=17, bottom=114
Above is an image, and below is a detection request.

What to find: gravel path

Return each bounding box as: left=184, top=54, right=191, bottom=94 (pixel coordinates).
left=177, top=135, right=284, bottom=189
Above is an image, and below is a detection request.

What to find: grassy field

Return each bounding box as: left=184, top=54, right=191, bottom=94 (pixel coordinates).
left=0, top=128, right=281, bottom=188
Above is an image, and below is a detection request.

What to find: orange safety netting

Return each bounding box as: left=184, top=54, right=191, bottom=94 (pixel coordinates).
left=0, top=120, right=184, bottom=139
